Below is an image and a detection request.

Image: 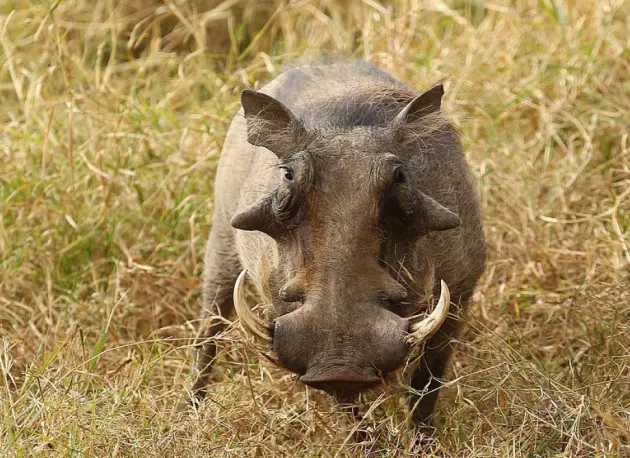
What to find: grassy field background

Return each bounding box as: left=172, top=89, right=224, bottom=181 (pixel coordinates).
left=1, top=0, right=629, bottom=456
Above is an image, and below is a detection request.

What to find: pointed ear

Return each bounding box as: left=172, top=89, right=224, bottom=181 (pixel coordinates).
left=393, top=84, right=444, bottom=128
left=241, top=90, right=304, bottom=158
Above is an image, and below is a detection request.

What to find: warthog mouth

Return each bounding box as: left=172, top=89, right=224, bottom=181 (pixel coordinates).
left=232, top=269, right=451, bottom=392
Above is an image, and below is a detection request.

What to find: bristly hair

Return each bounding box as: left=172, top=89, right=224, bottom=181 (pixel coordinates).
left=300, top=86, right=414, bottom=128
left=242, top=83, right=454, bottom=156
left=294, top=85, right=453, bottom=144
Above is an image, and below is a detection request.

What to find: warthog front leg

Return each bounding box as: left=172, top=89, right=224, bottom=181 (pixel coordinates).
left=189, top=294, right=233, bottom=405
left=185, top=225, right=241, bottom=408
left=409, top=313, right=463, bottom=426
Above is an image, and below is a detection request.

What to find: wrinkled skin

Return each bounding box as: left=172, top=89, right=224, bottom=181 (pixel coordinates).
left=189, top=61, right=486, bottom=425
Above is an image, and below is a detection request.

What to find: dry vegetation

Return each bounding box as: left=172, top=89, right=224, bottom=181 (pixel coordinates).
left=1, top=0, right=629, bottom=456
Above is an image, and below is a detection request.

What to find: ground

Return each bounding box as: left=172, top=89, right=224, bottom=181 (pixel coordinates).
left=1, top=0, right=629, bottom=456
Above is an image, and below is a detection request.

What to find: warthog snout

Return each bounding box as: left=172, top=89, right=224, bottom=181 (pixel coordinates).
left=234, top=269, right=451, bottom=397
left=272, top=304, right=410, bottom=396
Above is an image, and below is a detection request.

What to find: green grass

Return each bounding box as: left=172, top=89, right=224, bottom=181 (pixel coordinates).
left=1, top=0, right=629, bottom=456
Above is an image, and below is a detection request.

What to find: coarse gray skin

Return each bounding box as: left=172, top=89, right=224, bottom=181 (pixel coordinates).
left=190, top=61, right=486, bottom=426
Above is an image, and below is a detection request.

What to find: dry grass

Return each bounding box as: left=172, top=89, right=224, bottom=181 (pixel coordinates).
left=1, top=0, right=629, bottom=456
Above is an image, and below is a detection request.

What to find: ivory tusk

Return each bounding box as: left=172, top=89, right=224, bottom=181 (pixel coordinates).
left=233, top=269, right=273, bottom=343
left=406, top=279, right=450, bottom=344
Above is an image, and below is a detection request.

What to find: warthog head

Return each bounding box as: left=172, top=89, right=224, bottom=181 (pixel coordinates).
left=230, top=85, right=458, bottom=398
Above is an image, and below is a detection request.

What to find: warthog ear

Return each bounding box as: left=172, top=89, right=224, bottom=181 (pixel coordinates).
left=241, top=90, right=305, bottom=158
left=393, top=84, right=444, bottom=128
left=416, top=192, right=460, bottom=232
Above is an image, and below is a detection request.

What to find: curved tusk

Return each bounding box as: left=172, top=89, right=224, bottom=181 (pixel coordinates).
left=233, top=269, right=273, bottom=343
left=406, top=279, right=451, bottom=344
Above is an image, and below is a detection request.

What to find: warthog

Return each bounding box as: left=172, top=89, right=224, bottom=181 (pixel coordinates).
left=188, top=61, right=486, bottom=425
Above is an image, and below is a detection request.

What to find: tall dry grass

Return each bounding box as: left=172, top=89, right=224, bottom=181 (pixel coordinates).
left=1, top=0, right=629, bottom=456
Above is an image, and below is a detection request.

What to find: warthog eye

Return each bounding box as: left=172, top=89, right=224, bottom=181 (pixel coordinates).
left=274, top=168, right=300, bottom=223
left=393, top=167, right=405, bottom=184
left=280, top=166, right=293, bottom=182
left=390, top=166, right=414, bottom=217
left=379, top=165, right=416, bottom=232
